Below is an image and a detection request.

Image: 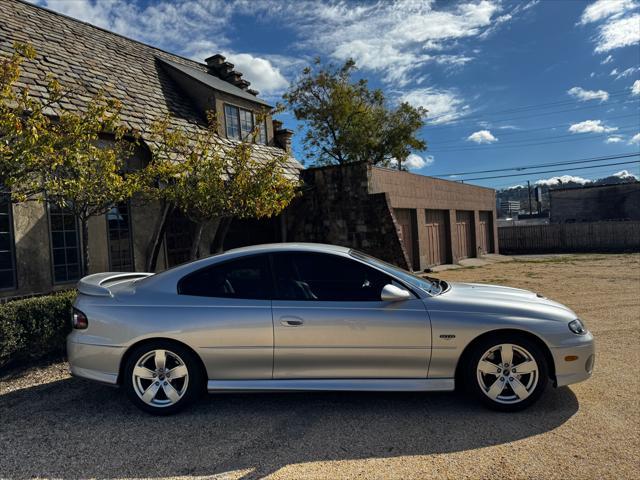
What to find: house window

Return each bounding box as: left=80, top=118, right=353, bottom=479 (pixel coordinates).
left=224, top=103, right=267, bottom=144
left=107, top=202, right=134, bottom=271
left=239, top=108, right=253, bottom=139
left=224, top=104, right=240, bottom=140
left=0, top=193, right=17, bottom=290
left=49, top=202, right=81, bottom=283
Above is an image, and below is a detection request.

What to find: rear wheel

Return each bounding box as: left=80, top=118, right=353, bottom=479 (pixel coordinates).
left=464, top=334, right=548, bottom=412
left=123, top=341, right=203, bottom=415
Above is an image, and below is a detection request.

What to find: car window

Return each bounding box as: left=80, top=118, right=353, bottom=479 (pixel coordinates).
left=271, top=252, right=395, bottom=302
left=178, top=254, right=271, bottom=299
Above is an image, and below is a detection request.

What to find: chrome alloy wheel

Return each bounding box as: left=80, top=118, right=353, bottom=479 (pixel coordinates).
left=476, top=343, right=539, bottom=405
left=132, top=349, right=189, bottom=408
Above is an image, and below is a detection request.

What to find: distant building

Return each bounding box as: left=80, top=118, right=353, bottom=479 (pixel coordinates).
left=550, top=183, right=640, bottom=223
left=499, top=200, right=521, bottom=216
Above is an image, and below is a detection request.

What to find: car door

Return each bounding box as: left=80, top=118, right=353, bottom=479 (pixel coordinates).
left=270, top=251, right=431, bottom=379
left=174, top=254, right=273, bottom=380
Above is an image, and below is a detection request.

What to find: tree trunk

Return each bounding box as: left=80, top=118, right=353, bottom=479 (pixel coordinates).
left=80, top=218, right=90, bottom=277
left=211, top=217, right=233, bottom=253
left=189, top=222, right=204, bottom=261
left=146, top=201, right=173, bottom=272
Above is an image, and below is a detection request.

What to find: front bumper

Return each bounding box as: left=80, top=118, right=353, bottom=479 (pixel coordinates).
left=550, top=332, right=595, bottom=387
left=67, top=335, right=125, bottom=386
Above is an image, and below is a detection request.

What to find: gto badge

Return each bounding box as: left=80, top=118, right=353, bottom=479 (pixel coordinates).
left=440, top=334, right=456, bottom=340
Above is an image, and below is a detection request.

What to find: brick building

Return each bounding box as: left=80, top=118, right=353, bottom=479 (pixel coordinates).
left=550, top=183, right=640, bottom=223
left=280, top=163, right=498, bottom=271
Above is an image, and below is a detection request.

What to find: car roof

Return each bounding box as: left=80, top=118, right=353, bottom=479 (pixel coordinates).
left=224, top=242, right=352, bottom=255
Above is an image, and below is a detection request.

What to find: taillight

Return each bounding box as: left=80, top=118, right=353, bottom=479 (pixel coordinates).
left=72, top=308, right=88, bottom=329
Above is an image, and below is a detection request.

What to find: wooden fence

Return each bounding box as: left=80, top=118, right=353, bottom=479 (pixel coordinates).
left=498, top=221, right=640, bottom=254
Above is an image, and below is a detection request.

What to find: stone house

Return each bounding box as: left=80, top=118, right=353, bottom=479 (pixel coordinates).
left=1, top=0, right=498, bottom=299
left=0, top=0, right=301, bottom=298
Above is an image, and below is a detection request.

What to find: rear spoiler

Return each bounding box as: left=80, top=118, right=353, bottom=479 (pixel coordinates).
left=77, top=272, right=154, bottom=297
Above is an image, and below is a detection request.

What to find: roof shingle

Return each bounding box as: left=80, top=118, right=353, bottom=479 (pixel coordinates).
left=0, top=0, right=301, bottom=174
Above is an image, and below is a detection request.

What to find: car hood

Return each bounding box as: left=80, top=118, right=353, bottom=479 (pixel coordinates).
left=435, top=282, right=577, bottom=322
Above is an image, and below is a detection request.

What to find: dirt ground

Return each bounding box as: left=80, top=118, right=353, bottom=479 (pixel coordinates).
left=1, top=253, right=639, bottom=479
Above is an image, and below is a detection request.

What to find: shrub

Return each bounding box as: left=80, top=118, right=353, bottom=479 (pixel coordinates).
left=0, top=290, right=76, bottom=370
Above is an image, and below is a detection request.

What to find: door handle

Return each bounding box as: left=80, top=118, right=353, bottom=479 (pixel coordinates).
left=280, top=316, right=304, bottom=326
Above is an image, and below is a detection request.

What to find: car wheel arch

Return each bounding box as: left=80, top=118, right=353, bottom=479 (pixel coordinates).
left=453, top=328, right=556, bottom=387
left=117, top=338, right=208, bottom=388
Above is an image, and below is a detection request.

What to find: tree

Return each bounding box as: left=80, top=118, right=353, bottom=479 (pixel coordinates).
left=142, top=112, right=299, bottom=269
left=1, top=43, right=139, bottom=275
left=283, top=58, right=427, bottom=168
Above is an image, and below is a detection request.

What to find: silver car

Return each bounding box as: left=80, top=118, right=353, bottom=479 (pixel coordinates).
left=68, top=243, right=595, bottom=415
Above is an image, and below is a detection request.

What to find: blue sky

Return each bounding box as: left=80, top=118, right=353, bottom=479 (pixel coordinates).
left=31, top=0, right=640, bottom=188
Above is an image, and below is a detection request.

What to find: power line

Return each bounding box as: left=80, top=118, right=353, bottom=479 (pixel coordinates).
left=431, top=112, right=640, bottom=145
left=490, top=164, right=640, bottom=189
left=425, top=88, right=633, bottom=124
left=430, top=125, right=639, bottom=151
left=461, top=160, right=640, bottom=182
left=428, top=127, right=639, bottom=152
left=424, top=89, right=635, bottom=126
left=426, top=97, right=637, bottom=129
left=432, top=152, right=640, bottom=177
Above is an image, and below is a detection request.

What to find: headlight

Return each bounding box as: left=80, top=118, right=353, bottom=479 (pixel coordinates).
left=568, top=319, right=587, bottom=335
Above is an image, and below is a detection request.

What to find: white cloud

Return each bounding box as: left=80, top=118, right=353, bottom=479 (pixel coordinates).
left=567, top=86, right=609, bottom=102
left=400, top=88, right=470, bottom=125
left=632, top=80, right=640, bottom=95
left=467, top=130, right=498, bottom=143
left=389, top=153, right=434, bottom=170
left=601, top=54, right=614, bottom=64
left=610, top=66, right=640, bottom=79
left=578, top=1, right=640, bottom=53
left=568, top=120, right=618, bottom=133
left=613, top=169, right=639, bottom=180
left=536, top=175, right=591, bottom=186
left=629, top=133, right=640, bottom=144
left=221, top=53, right=288, bottom=95
left=605, top=135, right=624, bottom=143
left=595, top=13, right=640, bottom=52
left=579, top=0, right=638, bottom=24
left=274, top=0, right=530, bottom=86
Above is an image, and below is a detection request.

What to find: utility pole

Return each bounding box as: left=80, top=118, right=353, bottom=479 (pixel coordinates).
left=527, top=180, right=533, bottom=215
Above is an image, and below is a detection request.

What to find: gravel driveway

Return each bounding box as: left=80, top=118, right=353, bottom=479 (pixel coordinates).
left=1, top=254, right=638, bottom=479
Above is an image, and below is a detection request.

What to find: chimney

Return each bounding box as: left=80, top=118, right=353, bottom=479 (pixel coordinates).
left=204, top=54, right=225, bottom=67
left=235, top=79, right=251, bottom=90
left=274, top=122, right=293, bottom=153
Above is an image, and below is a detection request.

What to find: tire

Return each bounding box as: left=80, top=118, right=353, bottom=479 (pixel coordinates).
left=463, top=333, right=548, bottom=412
left=123, top=340, right=204, bottom=415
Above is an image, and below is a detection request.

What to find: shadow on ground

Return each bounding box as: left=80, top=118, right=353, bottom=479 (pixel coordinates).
left=0, top=377, right=578, bottom=479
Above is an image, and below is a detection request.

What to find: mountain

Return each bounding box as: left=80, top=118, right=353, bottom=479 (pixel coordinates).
left=496, top=170, right=639, bottom=214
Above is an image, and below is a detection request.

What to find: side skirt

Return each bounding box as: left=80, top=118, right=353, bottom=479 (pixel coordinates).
left=207, top=378, right=455, bottom=393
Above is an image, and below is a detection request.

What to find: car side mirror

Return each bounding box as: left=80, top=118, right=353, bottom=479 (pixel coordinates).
left=381, top=284, right=411, bottom=302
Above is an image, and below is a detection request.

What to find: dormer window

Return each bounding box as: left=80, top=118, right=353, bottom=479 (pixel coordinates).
left=224, top=103, right=267, bottom=145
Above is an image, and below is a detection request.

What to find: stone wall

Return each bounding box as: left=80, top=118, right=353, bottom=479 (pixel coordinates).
left=285, top=163, right=411, bottom=269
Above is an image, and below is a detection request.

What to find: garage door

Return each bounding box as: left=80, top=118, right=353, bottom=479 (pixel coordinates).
left=455, top=210, right=475, bottom=260
left=424, top=209, right=449, bottom=266
left=478, top=211, right=494, bottom=254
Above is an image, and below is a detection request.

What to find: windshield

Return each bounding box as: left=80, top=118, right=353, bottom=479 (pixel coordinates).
left=349, top=249, right=445, bottom=295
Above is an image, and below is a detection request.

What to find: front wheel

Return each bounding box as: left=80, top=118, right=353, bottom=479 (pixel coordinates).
left=464, top=334, right=548, bottom=412
left=123, top=341, right=203, bottom=415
